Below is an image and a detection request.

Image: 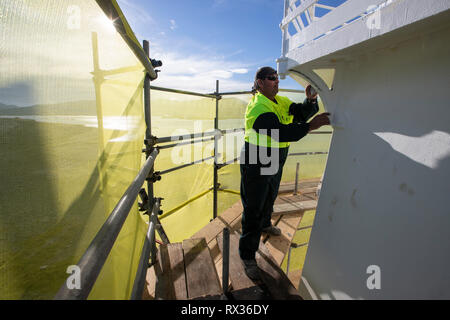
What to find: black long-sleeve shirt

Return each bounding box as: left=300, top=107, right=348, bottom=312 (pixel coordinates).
left=241, top=97, right=319, bottom=166
left=252, top=98, right=319, bottom=142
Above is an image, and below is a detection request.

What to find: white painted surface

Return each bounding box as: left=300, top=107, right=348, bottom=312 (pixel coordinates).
left=374, top=131, right=450, bottom=169
left=278, top=0, right=450, bottom=76
left=295, top=10, right=450, bottom=299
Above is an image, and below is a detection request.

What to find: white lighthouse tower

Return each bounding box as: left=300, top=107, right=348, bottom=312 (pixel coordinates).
left=278, top=0, right=450, bottom=299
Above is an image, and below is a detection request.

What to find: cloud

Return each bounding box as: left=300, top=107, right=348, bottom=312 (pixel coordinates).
left=151, top=52, right=252, bottom=93
left=170, top=19, right=177, bottom=30
left=213, top=0, right=227, bottom=7
left=231, top=68, right=248, bottom=74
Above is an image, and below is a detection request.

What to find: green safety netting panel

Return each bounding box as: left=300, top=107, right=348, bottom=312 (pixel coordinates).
left=0, top=0, right=148, bottom=299
left=150, top=90, right=216, bottom=242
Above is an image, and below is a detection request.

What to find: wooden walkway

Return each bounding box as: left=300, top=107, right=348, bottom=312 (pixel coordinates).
left=142, top=178, right=321, bottom=300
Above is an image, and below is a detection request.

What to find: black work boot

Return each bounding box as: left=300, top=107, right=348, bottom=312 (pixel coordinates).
left=262, top=225, right=281, bottom=236
left=242, top=259, right=260, bottom=281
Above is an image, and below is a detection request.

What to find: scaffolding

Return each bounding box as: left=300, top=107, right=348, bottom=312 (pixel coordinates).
left=0, top=0, right=332, bottom=300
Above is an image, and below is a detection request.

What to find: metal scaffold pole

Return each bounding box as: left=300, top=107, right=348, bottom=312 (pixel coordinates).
left=143, top=40, right=169, bottom=245
left=143, top=40, right=154, bottom=201
left=213, top=80, right=219, bottom=219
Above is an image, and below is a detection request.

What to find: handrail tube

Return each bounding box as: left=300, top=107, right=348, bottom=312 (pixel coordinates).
left=289, top=151, right=328, bottom=156
left=130, top=198, right=160, bottom=300
left=158, top=155, right=215, bottom=176
left=156, top=127, right=328, bottom=147
left=150, top=85, right=306, bottom=98
left=217, top=151, right=329, bottom=169
left=220, top=128, right=244, bottom=134
left=281, top=0, right=317, bottom=28
left=157, top=136, right=215, bottom=150
left=156, top=130, right=220, bottom=144
left=279, top=88, right=306, bottom=93
left=291, top=242, right=309, bottom=249
left=54, top=148, right=159, bottom=300
left=217, top=156, right=241, bottom=169
left=209, top=88, right=305, bottom=96
left=309, top=131, right=333, bottom=134
left=150, top=85, right=216, bottom=99
left=214, top=90, right=253, bottom=96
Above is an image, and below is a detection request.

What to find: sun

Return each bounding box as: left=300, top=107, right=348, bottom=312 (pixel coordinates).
left=97, top=15, right=116, bottom=33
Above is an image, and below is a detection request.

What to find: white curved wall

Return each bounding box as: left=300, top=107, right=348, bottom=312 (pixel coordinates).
left=301, top=15, right=450, bottom=299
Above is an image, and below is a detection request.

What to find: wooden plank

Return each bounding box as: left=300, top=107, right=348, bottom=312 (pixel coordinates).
left=273, top=200, right=317, bottom=215
left=218, top=201, right=243, bottom=225
left=183, top=238, right=222, bottom=299
left=192, top=216, right=227, bottom=245
left=142, top=265, right=156, bottom=300
left=256, top=242, right=302, bottom=300
left=229, top=213, right=243, bottom=234
left=167, top=243, right=188, bottom=300
left=154, top=243, right=187, bottom=300
left=279, top=178, right=320, bottom=192
left=287, top=269, right=303, bottom=290
left=191, top=200, right=242, bottom=246
left=279, top=185, right=318, bottom=194
left=217, top=232, right=256, bottom=291
left=209, top=238, right=222, bottom=266
left=211, top=211, right=243, bottom=286
left=154, top=244, right=171, bottom=299
left=189, top=201, right=244, bottom=290
left=265, top=213, right=304, bottom=266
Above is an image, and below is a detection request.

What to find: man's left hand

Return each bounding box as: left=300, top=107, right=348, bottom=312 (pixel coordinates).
left=306, top=84, right=318, bottom=100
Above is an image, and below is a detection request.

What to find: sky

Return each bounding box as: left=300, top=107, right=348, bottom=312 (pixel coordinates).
left=116, top=0, right=301, bottom=93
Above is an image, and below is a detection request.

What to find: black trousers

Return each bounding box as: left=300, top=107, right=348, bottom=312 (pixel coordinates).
left=239, top=146, right=289, bottom=260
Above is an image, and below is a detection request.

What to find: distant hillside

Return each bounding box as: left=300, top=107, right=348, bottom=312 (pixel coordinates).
left=0, top=102, right=20, bottom=110
left=0, top=100, right=97, bottom=116
left=0, top=97, right=249, bottom=119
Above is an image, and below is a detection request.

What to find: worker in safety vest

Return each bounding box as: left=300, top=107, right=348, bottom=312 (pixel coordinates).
left=239, top=66, right=330, bottom=280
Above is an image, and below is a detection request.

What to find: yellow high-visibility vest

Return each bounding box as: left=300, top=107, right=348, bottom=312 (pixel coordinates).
left=244, top=92, right=293, bottom=148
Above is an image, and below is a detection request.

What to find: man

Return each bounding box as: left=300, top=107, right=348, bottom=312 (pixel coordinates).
left=239, top=66, right=330, bottom=280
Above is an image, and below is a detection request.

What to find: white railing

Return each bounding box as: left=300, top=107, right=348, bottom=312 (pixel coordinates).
left=280, top=0, right=392, bottom=56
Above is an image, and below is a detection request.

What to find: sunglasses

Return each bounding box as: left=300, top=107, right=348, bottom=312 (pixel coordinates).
left=265, top=75, right=279, bottom=81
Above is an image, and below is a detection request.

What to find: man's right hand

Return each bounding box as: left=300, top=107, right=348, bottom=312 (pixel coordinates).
left=308, top=112, right=330, bottom=132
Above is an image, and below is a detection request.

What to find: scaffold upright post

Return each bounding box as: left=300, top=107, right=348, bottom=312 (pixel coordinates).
left=222, top=227, right=230, bottom=295
left=143, top=40, right=170, bottom=246
left=213, top=80, right=219, bottom=219
left=143, top=40, right=157, bottom=260
left=143, top=40, right=153, bottom=201
left=294, top=162, right=300, bottom=195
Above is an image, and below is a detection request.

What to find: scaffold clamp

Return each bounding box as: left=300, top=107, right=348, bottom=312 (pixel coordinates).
left=138, top=188, right=149, bottom=212
left=144, top=135, right=157, bottom=147
left=146, top=171, right=161, bottom=183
